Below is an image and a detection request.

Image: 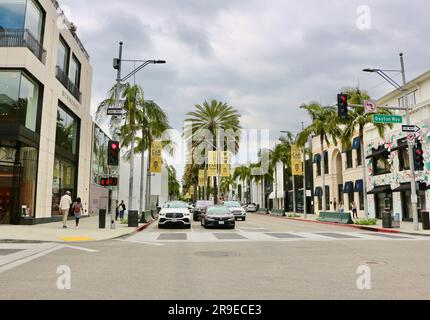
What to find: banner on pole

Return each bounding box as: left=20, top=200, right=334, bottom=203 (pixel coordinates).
left=291, top=145, right=303, bottom=176
left=198, top=170, right=205, bottom=187
left=207, top=151, right=218, bottom=176
left=150, top=141, right=163, bottom=173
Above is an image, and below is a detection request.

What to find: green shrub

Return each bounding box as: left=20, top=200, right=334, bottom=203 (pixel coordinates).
left=288, top=214, right=301, bottom=218
left=120, top=218, right=128, bottom=224
left=355, top=219, right=377, bottom=226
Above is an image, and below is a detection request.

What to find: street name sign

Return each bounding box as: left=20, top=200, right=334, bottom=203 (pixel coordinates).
left=402, top=125, right=420, bottom=133
left=373, top=114, right=403, bottom=124
left=107, top=108, right=123, bottom=116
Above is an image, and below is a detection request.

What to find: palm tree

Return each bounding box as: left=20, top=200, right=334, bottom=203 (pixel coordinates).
left=220, top=176, right=237, bottom=200
left=167, top=165, right=180, bottom=200
left=96, top=83, right=143, bottom=210
left=233, top=165, right=251, bottom=203
left=185, top=100, right=241, bottom=203
left=338, top=87, right=393, bottom=218
left=297, top=103, right=341, bottom=212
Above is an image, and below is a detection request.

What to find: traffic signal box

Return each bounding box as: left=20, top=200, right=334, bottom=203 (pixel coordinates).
left=108, top=141, right=120, bottom=166
left=337, top=93, right=349, bottom=119
left=414, top=141, right=425, bottom=171
left=100, top=177, right=118, bottom=187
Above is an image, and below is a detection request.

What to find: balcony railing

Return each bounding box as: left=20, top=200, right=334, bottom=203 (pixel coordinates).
left=0, top=29, right=47, bottom=64
left=56, top=66, right=82, bottom=103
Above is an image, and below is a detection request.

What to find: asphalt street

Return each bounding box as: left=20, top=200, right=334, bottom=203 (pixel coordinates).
left=1, top=213, right=430, bottom=300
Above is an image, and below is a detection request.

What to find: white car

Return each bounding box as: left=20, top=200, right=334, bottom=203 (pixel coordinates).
left=158, top=201, right=191, bottom=229
left=223, top=201, right=247, bottom=221
left=246, top=204, right=257, bottom=212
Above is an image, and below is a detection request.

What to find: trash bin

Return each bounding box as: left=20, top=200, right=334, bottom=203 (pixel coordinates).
left=422, top=212, right=430, bottom=230
left=99, top=209, right=106, bottom=229
left=382, top=210, right=392, bottom=229
left=128, top=210, right=139, bottom=227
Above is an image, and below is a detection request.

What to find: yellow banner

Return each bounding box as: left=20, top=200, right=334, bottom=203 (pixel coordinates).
left=292, top=161, right=303, bottom=176
left=150, top=141, right=163, bottom=173
left=207, top=164, right=217, bottom=177
left=221, top=151, right=230, bottom=165
left=208, top=151, right=217, bottom=165
left=291, top=145, right=302, bottom=162
left=198, top=170, right=205, bottom=187
left=221, top=164, right=230, bottom=177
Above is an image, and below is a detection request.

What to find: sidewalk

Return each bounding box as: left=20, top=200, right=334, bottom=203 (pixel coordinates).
left=0, top=214, right=152, bottom=243
left=256, top=212, right=430, bottom=237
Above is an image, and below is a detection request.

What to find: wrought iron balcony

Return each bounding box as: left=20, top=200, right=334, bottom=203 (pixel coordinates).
left=55, top=66, right=82, bottom=103
left=0, top=29, right=47, bottom=64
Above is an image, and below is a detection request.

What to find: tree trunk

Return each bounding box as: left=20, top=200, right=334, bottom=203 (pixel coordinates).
left=139, top=129, right=145, bottom=215
left=274, top=164, right=278, bottom=209
left=321, top=135, right=326, bottom=212
left=145, top=133, right=152, bottom=211
left=128, top=138, right=135, bottom=210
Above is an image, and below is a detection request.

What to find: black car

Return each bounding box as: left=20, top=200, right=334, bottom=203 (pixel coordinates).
left=193, top=200, right=214, bottom=221
left=201, top=205, right=235, bottom=229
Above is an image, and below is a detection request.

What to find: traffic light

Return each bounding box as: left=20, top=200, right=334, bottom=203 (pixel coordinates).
left=414, top=141, right=425, bottom=171
left=100, top=177, right=118, bottom=187
left=108, top=141, right=120, bottom=166
left=337, top=93, right=349, bottom=119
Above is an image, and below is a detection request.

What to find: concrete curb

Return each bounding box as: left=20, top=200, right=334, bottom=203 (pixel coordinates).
left=253, top=212, right=430, bottom=237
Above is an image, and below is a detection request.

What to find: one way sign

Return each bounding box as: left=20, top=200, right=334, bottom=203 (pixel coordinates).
left=402, top=125, right=420, bottom=133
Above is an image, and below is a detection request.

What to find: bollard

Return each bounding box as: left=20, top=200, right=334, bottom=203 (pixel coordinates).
left=99, top=209, right=106, bottom=229
left=128, top=210, right=139, bottom=227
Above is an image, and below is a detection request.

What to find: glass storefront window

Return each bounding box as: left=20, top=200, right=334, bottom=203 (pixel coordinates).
left=0, top=0, right=26, bottom=30
left=92, top=125, right=109, bottom=184
left=56, top=105, right=78, bottom=154
left=19, top=147, right=38, bottom=218
left=0, top=70, right=40, bottom=132
left=24, top=0, right=43, bottom=43
left=52, top=157, right=75, bottom=216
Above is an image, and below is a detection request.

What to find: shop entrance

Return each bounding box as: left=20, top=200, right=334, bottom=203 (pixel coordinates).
left=0, top=163, right=22, bottom=224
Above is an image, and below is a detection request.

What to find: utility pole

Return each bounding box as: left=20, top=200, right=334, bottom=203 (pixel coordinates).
left=302, top=122, right=307, bottom=219
left=400, top=53, right=419, bottom=231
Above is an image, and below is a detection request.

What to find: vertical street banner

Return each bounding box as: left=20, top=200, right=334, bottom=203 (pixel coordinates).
left=198, top=170, right=205, bottom=187
left=207, top=151, right=218, bottom=177
left=291, top=145, right=303, bottom=176
left=150, top=141, right=163, bottom=173
left=221, top=151, right=231, bottom=177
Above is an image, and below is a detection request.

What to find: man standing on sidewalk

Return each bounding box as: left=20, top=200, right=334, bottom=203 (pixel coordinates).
left=60, top=191, right=72, bottom=229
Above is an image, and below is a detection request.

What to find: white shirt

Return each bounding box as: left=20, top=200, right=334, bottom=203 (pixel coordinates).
left=59, top=194, right=72, bottom=210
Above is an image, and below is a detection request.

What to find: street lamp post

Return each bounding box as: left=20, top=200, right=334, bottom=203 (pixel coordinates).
left=112, top=42, right=166, bottom=218
left=363, top=53, right=419, bottom=231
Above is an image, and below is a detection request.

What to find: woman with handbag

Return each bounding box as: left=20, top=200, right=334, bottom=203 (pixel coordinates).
left=72, top=198, right=83, bottom=229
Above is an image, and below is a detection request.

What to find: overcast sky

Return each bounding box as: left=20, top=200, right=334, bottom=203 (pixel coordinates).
left=60, top=0, right=430, bottom=175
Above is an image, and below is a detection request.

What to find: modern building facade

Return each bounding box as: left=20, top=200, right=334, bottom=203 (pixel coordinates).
left=365, top=70, right=430, bottom=221
left=0, top=0, right=93, bottom=224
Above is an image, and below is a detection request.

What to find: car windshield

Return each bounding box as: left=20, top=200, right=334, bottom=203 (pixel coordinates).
left=163, top=202, right=187, bottom=209
left=206, top=206, right=230, bottom=215
left=223, top=201, right=241, bottom=207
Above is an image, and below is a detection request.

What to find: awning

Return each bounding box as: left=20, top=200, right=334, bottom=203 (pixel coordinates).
left=392, top=183, right=411, bottom=193
left=313, top=154, right=321, bottom=163
left=354, top=180, right=364, bottom=193
left=269, top=191, right=275, bottom=199
left=315, top=187, right=323, bottom=197
left=352, top=137, right=361, bottom=150
left=344, top=181, right=354, bottom=193
left=367, top=185, right=391, bottom=194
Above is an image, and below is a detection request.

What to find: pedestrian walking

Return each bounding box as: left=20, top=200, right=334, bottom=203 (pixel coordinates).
left=72, top=198, right=83, bottom=229
left=351, top=201, right=358, bottom=219
left=59, top=191, right=72, bottom=228
left=119, top=200, right=126, bottom=220
left=339, top=201, right=345, bottom=213
left=115, top=200, right=120, bottom=221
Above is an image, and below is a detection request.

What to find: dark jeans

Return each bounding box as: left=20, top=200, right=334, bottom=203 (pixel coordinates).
left=120, top=211, right=124, bottom=219
left=75, top=217, right=80, bottom=226
left=352, top=209, right=358, bottom=219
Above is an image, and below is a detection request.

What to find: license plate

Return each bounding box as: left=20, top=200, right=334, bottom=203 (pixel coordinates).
left=171, top=219, right=178, bottom=222
left=219, top=221, right=225, bottom=225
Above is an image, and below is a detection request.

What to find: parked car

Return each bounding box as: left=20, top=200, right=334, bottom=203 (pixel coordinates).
left=158, top=201, right=191, bottom=229
left=246, top=204, right=257, bottom=212
left=201, top=205, right=235, bottom=229
left=223, top=201, right=247, bottom=221
left=193, top=200, right=214, bottom=221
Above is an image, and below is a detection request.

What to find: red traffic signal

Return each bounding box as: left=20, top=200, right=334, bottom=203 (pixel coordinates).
left=100, top=177, right=118, bottom=187
left=337, top=93, right=349, bottom=119
left=414, top=141, right=425, bottom=171
left=108, top=141, right=120, bottom=166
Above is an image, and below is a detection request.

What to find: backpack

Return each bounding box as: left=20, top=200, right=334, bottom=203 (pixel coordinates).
left=74, top=203, right=81, bottom=213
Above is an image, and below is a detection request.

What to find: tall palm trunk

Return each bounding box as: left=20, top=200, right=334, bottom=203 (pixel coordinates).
left=360, top=126, right=368, bottom=219
left=128, top=138, right=135, bottom=210
left=320, top=135, right=326, bottom=212
left=274, top=165, right=278, bottom=209
left=139, top=128, right=146, bottom=215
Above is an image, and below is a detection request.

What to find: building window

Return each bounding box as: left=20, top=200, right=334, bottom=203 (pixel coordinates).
left=24, top=0, right=44, bottom=43
left=356, top=144, right=362, bottom=166
left=324, top=151, right=329, bottom=174
left=55, top=105, right=78, bottom=155
left=359, top=191, right=364, bottom=211
left=325, top=186, right=330, bottom=211
left=0, top=70, right=41, bottom=132
left=51, top=157, right=76, bottom=216
left=19, top=146, right=38, bottom=218
left=371, top=147, right=391, bottom=176
left=70, top=54, right=81, bottom=89
left=398, top=91, right=417, bottom=108
left=92, top=125, right=110, bottom=184
left=346, top=150, right=353, bottom=169
left=0, top=0, right=26, bottom=30
left=318, top=196, right=322, bottom=211
left=57, top=36, right=70, bottom=74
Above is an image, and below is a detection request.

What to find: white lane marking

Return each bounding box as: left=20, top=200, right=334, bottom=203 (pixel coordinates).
left=62, top=245, right=98, bottom=253
left=115, top=239, right=164, bottom=246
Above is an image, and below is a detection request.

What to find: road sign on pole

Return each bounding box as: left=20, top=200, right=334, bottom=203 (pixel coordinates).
left=402, top=125, right=420, bottom=133
left=407, top=133, right=415, bottom=144
left=364, top=100, right=377, bottom=114
left=373, top=114, right=403, bottom=124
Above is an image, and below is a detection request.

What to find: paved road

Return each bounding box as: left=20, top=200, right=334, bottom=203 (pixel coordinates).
left=1, top=214, right=430, bottom=300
